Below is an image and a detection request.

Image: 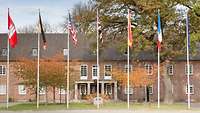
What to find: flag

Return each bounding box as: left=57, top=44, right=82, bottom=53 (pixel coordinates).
left=8, top=10, right=17, bottom=48
left=38, top=11, right=47, bottom=50
left=97, top=13, right=103, bottom=43
left=68, top=13, right=77, bottom=45
left=157, top=11, right=162, bottom=49
left=186, top=13, right=190, bottom=49
left=127, top=9, right=133, bottom=48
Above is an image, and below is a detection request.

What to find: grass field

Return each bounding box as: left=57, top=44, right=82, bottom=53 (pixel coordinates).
left=0, top=102, right=190, bottom=111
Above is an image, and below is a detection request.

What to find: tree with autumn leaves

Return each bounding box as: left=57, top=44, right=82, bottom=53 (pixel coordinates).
left=14, top=54, right=74, bottom=104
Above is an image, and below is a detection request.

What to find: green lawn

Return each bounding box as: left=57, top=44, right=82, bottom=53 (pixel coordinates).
left=0, top=102, right=189, bottom=111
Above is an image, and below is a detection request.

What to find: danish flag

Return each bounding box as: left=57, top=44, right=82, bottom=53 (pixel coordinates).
left=8, top=11, right=17, bottom=48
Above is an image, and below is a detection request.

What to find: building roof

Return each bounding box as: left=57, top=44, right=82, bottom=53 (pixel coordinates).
left=0, top=33, right=199, bottom=61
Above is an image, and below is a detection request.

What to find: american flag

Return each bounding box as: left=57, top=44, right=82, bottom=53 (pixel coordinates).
left=97, top=13, right=103, bottom=43
left=68, top=13, right=77, bottom=45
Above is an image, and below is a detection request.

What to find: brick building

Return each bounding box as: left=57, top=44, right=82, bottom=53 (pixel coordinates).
left=0, top=33, right=199, bottom=103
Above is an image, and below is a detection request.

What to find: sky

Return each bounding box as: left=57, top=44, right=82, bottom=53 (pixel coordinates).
left=0, top=0, right=88, bottom=33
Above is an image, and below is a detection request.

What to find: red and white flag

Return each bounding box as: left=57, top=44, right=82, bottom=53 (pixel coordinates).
left=8, top=11, right=17, bottom=48
left=68, top=13, right=77, bottom=45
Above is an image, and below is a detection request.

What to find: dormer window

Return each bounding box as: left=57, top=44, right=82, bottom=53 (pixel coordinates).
left=63, top=48, right=68, bottom=56
left=2, top=48, right=7, bottom=56
left=32, top=48, right=38, bottom=56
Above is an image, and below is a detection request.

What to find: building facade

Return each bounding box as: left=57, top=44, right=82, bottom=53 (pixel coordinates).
left=0, top=33, right=199, bottom=103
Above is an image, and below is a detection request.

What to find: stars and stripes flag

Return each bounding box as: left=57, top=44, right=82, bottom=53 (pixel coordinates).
left=157, top=11, right=162, bottom=49
left=38, top=11, right=47, bottom=50
left=68, top=13, right=77, bottom=45
left=127, top=9, right=133, bottom=48
left=97, top=12, right=103, bottom=43
left=8, top=10, right=17, bottom=48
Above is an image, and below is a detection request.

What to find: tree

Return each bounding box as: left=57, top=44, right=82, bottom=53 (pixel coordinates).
left=14, top=54, right=74, bottom=103
left=70, top=0, right=200, bottom=103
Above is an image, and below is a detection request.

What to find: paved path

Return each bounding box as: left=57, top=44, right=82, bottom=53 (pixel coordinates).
left=1, top=110, right=200, bottom=113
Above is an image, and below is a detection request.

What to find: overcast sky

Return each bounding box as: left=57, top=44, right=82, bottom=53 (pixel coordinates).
left=0, top=0, right=87, bottom=33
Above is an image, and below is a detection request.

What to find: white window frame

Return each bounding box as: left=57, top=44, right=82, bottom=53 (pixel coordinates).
left=148, top=86, right=153, bottom=95
left=2, top=48, right=7, bottom=56
left=185, top=64, right=193, bottom=75
left=0, top=65, right=6, bottom=75
left=32, top=48, right=38, bottom=56
left=18, top=85, right=26, bottom=95
left=124, top=65, right=132, bottom=73
left=58, top=87, right=66, bottom=95
left=186, top=84, right=194, bottom=94
left=104, top=64, right=112, bottom=80
left=0, top=85, right=6, bottom=95
left=92, top=65, right=98, bottom=80
left=105, top=84, right=112, bottom=95
left=39, top=86, right=46, bottom=95
left=167, top=65, right=174, bottom=75
left=80, top=64, right=88, bottom=80
left=144, top=64, right=153, bottom=75
left=63, top=48, right=68, bottom=56
left=79, top=84, right=87, bottom=95
left=124, top=87, right=133, bottom=94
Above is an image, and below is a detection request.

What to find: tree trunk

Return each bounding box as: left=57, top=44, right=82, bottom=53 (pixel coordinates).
left=163, top=61, right=174, bottom=104
left=53, top=86, right=56, bottom=103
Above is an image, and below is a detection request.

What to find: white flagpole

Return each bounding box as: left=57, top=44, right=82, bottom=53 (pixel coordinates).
left=67, top=12, right=70, bottom=109
left=6, top=26, right=10, bottom=109
left=186, top=12, right=191, bottom=109
left=157, top=46, right=160, bottom=108
left=127, top=40, right=130, bottom=109
left=96, top=9, right=100, bottom=109
left=127, top=9, right=130, bottom=109
left=37, top=10, right=40, bottom=109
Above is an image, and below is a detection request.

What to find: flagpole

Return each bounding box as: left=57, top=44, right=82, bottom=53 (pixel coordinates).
left=67, top=11, right=70, bottom=109
left=36, top=9, right=41, bottom=109
left=186, top=12, right=191, bottom=109
left=127, top=40, right=130, bottom=109
left=7, top=9, right=10, bottom=109
left=127, top=9, right=130, bottom=109
left=96, top=9, right=100, bottom=109
left=157, top=46, right=160, bottom=108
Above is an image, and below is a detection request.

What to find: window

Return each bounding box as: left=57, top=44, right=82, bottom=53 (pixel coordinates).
left=167, top=65, right=174, bottom=75
left=18, top=85, right=26, bottom=95
left=80, top=65, right=88, bottom=80
left=148, top=86, right=153, bottom=95
left=124, top=65, right=132, bottom=73
left=92, top=65, right=98, bottom=79
left=32, top=48, right=38, bottom=56
left=144, top=64, right=153, bottom=75
left=105, top=84, right=112, bottom=95
left=39, top=86, right=45, bottom=95
left=186, top=84, right=194, bottom=94
left=79, top=84, right=86, bottom=95
left=2, top=48, right=7, bottom=56
left=185, top=64, right=193, bottom=75
left=63, top=49, right=68, bottom=56
left=124, top=87, right=133, bottom=94
left=0, top=65, right=6, bottom=75
left=58, top=88, right=66, bottom=95
left=0, top=85, right=6, bottom=95
left=104, top=65, right=112, bottom=79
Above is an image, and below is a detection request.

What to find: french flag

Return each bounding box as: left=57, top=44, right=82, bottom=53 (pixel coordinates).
left=157, top=11, right=162, bottom=49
